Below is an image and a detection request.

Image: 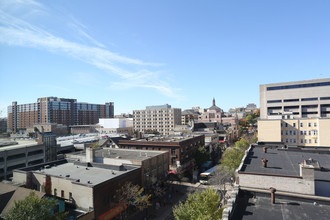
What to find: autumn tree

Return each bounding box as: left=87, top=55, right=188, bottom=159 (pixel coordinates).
left=115, top=182, right=152, bottom=211
left=4, top=191, right=67, bottom=220
left=173, top=188, right=222, bottom=220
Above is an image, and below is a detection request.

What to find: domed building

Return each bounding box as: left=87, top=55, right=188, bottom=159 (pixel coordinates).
left=198, top=98, right=238, bottom=126
left=208, top=98, right=222, bottom=113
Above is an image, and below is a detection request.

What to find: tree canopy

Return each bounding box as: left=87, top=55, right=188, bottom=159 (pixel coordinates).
left=4, top=191, right=67, bottom=220
left=235, top=138, right=249, bottom=150
left=173, top=188, right=222, bottom=220
left=220, top=147, right=245, bottom=174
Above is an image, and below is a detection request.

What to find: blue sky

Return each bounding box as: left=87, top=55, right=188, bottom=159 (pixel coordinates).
left=1, top=0, right=330, bottom=116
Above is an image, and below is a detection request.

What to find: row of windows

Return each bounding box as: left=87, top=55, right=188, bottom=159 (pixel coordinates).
left=267, top=97, right=330, bottom=103
left=54, top=188, right=72, bottom=199
left=284, top=138, right=318, bottom=144
left=300, top=139, right=317, bottom=144
left=300, top=130, right=318, bottom=136
left=281, top=122, right=317, bottom=128
left=267, top=81, right=330, bottom=91
left=135, top=110, right=173, bottom=114
left=135, top=125, right=174, bottom=128
left=282, top=130, right=297, bottom=135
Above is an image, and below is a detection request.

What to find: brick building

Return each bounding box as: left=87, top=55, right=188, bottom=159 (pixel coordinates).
left=117, top=135, right=205, bottom=172
left=7, top=97, right=114, bottom=132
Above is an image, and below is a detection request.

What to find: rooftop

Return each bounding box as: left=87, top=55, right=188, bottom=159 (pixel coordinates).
left=93, top=148, right=167, bottom=160
left=19, top=160, right=139, bottom=186
left=127, top=134, right=204, bottom=143
left=239, top=145, right=330, bottom=181
left=232, top=190, right=330, bottom=220
left=0, top=140, right=40, bottom=151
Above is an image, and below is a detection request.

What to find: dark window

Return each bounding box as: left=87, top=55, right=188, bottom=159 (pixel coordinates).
left=284, top=99, right=299, bottom=102
left=301, top=97, right=318, bottom=101
left=267, top=81, right=330, bottom=91
left=320, top=97, right=330, bottom=100
left=267, top=100, right=282, bottom=103
left=61, top=190, right=64, bottom=198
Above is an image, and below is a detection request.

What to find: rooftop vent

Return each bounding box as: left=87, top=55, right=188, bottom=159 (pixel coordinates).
left=86, top=167, right=89, bottom=170
left=87, top=180, right=92, bottom=184
left=65, top=175, right=70, bottom=177
left=76, top=179, right=80, bottom=182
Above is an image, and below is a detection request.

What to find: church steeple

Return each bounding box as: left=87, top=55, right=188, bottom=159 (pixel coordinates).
left=213, top=97, right=215, bottom=106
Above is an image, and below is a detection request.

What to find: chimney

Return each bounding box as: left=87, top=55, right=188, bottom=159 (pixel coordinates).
left=86, top=147, right=94, bottom=163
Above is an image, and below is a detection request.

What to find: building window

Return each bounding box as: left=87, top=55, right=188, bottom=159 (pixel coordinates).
left=61, top=190, right=64, bottom=198
left=54, top=188, right=57, bottom=196
left=315, top=139, right=318, bottom=143
left=300, top=131, right=303, bottom=135
left=309, top=139, right=312, bottom=144
left=308, top=131, right=311, bottom=135
left=293, top=131, right=296, bottom=135
left=293, top=123, right=296, bottom=127
left=300, top=139, right=303, bottom=144
left=289, top=130, right=292, bottom=135
left=69, top=192, right=72, bottom=200
left=300, top=122, right=303, bottom=127
left=285, top=123, right=288, bottom=127
left=308, top=123, right=311, bottom=127
left=314, top=122, right=317, bottom=127
left=285, top=130, right=288, bottom=135
left=304, top=131, right=307, bottom=135
left=285, top=139, right=288, bottom=143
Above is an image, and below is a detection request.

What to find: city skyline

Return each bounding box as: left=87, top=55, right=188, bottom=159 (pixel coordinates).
left=1, top=0, right=330, bottom=116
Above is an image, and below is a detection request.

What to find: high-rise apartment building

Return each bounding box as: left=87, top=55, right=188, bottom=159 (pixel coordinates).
left=258, top=78, right=330, bottom=147
left=7, top=97, right=114, bottom=132
left=133, top=104, right=181, bottom=135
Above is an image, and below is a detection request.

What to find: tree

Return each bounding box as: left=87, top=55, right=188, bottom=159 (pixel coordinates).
left=115, top=182, right=152, bottom=211
left=173, top=188, right=222, bottom=220
left=4, top=191, right=67, bottom=220
left=219, top=147, right=244, bottom=174
left=235, top=138, right=249, bottom=150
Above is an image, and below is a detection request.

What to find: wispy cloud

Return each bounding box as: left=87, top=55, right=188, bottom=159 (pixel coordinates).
left=0, top=0, right=181, bottom=99
left=68, top=15, right=106, bottom=48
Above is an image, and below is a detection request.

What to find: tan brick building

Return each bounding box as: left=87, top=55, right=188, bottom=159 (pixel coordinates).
left=133, top=104, right=181, bottom=135
left=258, top=118, right=330, bottom=147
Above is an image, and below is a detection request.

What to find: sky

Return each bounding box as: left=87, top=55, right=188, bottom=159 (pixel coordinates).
left=1, top=0, right=330, bottom=117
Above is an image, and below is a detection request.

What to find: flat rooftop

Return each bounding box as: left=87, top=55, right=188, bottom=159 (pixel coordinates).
left=232, top=190, right=330, bottom=220
left=0, top=140, right=40, bottom=151
left=129, top=134, right=203, bottom=143
left=29, top=161, right=139, bottom=186
left=240, top=146, right=330, bottom=181
left=93, top=148, right=167, bottom=160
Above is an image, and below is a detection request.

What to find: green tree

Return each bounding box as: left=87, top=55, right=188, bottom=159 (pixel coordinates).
left=220, top=147, right=244, bottom=174
left=235, top=138, right=249, bottom=150
left=4, top=191, right=67, bottom=220
left=173, top=188, right=222, bottom=220
left=246, top=114, right=257, bottom=125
